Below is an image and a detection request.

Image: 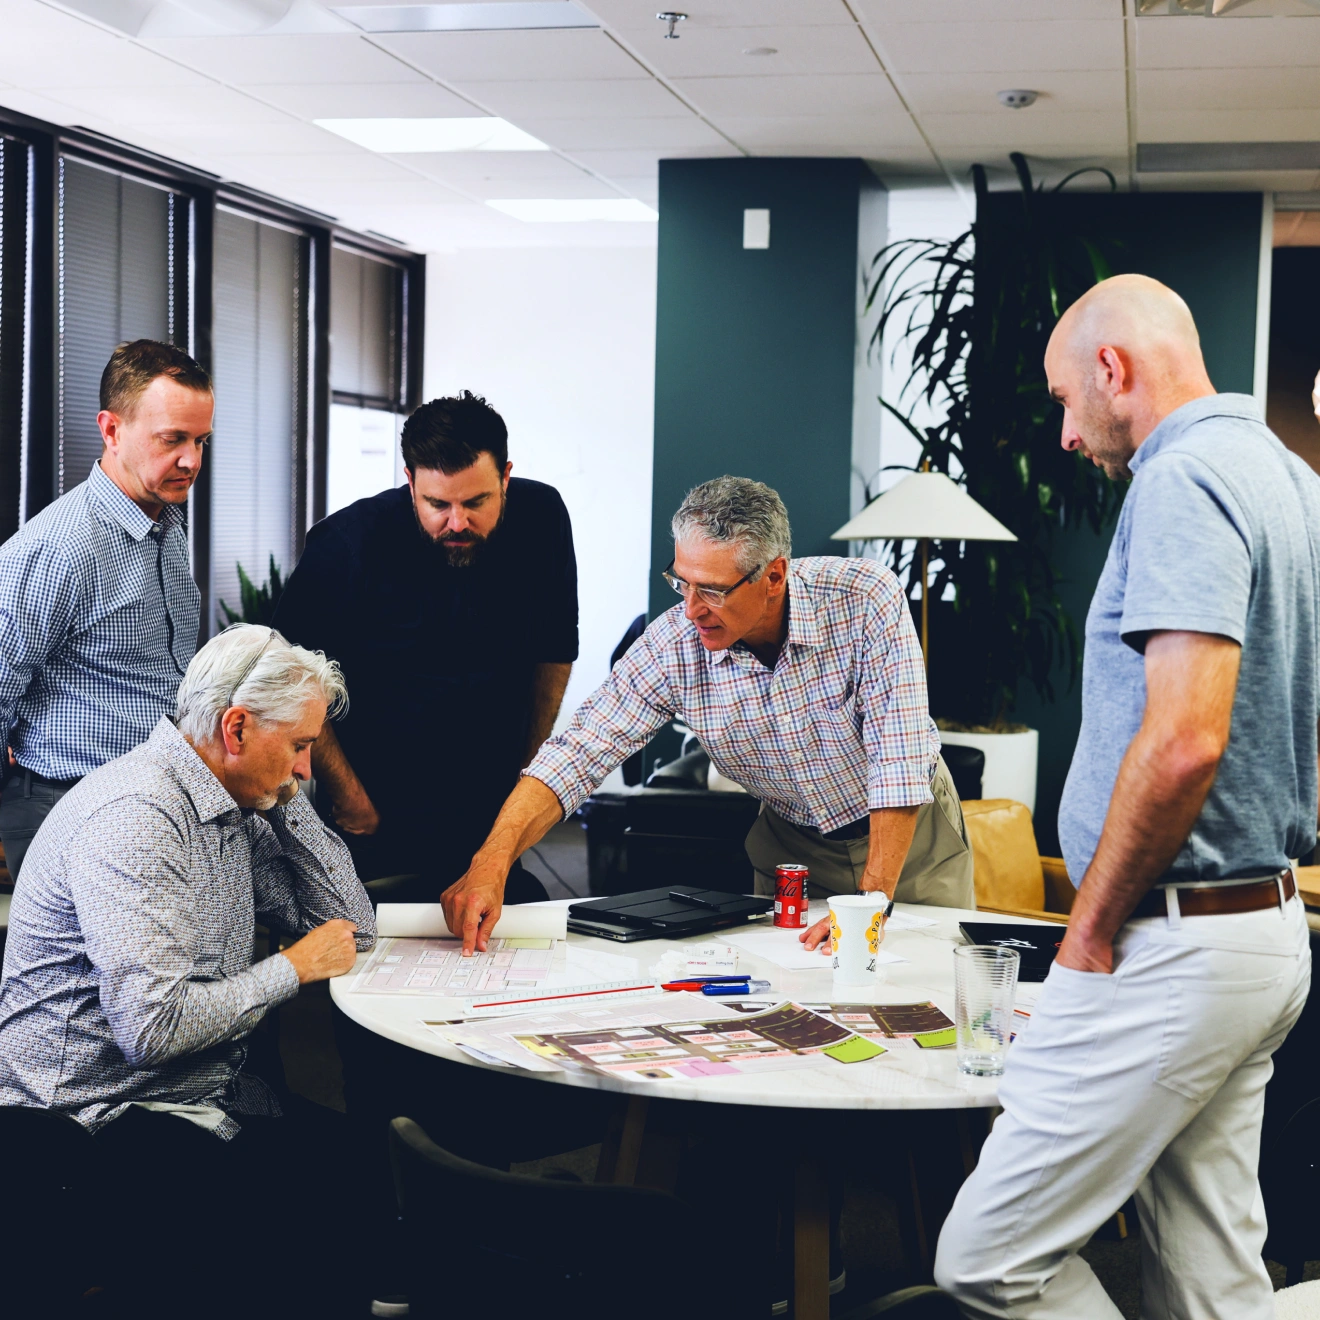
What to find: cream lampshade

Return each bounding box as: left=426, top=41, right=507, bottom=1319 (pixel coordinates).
left=831, top=470, right=1017, bottom=666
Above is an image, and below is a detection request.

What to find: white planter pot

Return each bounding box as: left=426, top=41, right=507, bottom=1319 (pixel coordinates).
left=939, top=728, right=1039, bottom=815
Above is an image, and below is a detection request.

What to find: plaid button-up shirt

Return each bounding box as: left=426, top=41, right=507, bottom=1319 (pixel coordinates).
left=0, top=462, right=200, bottom=781
left=527, top=556, right=939, bottom=833
left=0, top=718, right=375, bottom=1137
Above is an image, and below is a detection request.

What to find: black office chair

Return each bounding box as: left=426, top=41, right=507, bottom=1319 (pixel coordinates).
left=1261, top=1094, right=1320, bottom=1285
left=389, top=1116, right=752, bottom=1320
left=0, top=1106, right=105, bottom=1314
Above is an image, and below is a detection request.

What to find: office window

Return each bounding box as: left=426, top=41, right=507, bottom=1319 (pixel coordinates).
left=57, top=156, right=188, bottom=497
left=209, top=207, right=308, bottom=631
left=0, top=135, right=32, bottom=540
left=328, top=243, right=411, bottom=511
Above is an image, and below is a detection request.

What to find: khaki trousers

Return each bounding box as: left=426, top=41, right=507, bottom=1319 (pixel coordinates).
left=744, top=755, right=975, bottom=909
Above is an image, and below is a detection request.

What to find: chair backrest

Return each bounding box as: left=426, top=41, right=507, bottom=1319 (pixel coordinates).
left=390, top=1117, right=745, bottom=1320
left=961, top=799, right=1045, bottom=912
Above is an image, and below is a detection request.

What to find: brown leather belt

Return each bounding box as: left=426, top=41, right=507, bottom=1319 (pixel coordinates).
left=1130, top=869, right=1296, bottom=920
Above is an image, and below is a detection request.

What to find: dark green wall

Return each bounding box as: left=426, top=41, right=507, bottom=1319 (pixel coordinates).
left=983, top=190, right=1264, bottom=854
left=649, top=158, right=872, bottom=622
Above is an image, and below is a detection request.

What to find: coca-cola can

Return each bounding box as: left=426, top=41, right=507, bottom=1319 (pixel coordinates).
left=774, top=863, right=810, bottom=929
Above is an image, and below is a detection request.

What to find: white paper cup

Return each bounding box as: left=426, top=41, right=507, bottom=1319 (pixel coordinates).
left=828, top=894, right=889, bottom=987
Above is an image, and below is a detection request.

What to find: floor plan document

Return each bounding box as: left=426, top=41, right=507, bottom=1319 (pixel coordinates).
left=351, top=936, right=557, bottom=996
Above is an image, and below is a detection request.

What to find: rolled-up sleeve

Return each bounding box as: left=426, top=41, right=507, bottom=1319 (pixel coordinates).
left=858, top=585, right=938, bottom=810
left=250, top=789, right=376, bottom=949
left=525, top=633, right=679, bottom=817
left=68, top=798, right=302, bottom=1070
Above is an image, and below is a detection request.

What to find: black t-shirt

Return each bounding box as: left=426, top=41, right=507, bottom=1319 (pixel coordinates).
left=272, top=478, right=578, bottom=863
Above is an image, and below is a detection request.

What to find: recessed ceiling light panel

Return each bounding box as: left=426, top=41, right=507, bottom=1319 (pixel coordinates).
left=332, top=1, right=596, bottom=32
left=743, top=46, right=777, bottom=55
left=488, top=198, right=658, bottom=222
left=315, top=117, right=550, bottom=152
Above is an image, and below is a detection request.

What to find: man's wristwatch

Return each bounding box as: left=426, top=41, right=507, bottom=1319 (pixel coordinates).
left=859, top=890, right=895, bottom=919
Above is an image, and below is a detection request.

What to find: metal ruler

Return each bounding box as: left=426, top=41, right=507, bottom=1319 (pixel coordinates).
left=460, top=980, right=661, bottom=1016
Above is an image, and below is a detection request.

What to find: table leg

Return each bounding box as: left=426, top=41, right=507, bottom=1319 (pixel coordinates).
left=793, top=1150, right=830, bottom=1320
left=595, top=1095, right=649, bottom=1185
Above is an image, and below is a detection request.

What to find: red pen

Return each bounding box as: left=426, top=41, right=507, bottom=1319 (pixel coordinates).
left=661, top=978, right=750, bottom=992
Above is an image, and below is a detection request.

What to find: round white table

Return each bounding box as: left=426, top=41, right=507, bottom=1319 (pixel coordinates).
left=331, top=899, right=1056, bottom=1318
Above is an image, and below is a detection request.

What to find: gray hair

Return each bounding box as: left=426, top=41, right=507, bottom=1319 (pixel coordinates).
left=670, top=476, right=792, bottom=578
left=176, top=624, right=347, bottom=743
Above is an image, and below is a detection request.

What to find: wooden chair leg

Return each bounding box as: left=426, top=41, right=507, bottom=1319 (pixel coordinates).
left=595, top=1095, right=648, bottom=1186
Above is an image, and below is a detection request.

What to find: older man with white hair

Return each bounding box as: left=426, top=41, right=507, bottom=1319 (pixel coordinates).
left=0, top=623, right=375, bottom=1319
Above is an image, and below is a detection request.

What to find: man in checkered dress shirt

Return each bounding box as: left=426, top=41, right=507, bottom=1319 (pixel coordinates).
left=441, top=476, right=973, bottom=954
left=0, top=340, right=212, bottom=880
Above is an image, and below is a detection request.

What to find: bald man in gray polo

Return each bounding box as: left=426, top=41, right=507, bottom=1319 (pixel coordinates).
left=936, top=276, right=1317, bottom=1319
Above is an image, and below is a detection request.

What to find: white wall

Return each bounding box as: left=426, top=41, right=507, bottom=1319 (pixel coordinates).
left=423, top=245, right=657, bottom=730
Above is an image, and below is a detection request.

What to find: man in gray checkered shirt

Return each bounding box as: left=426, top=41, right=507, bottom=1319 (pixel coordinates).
left=0, top=624, right=375, bottom=1317
left=0, top=339, right=211, bottom=880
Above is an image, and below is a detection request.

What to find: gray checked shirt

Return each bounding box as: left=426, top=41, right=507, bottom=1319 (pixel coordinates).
left=0, top=718, right=375, bottom=1137
left=0, top=461, right=200, bottom=780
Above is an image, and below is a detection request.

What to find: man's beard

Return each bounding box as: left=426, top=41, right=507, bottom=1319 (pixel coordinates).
left=1076, top=383, right=1136, bottom=481
left=414, top=490, right=507, bottom=567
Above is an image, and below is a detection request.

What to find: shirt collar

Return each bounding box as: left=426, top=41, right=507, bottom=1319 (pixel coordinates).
left=87, top=461, right=183, bottom=542
left=1129, top=393, right=1262, bottom=476
left=148, top=718, right=240, bottom=823
left=703, top=561, right=821, bottom=667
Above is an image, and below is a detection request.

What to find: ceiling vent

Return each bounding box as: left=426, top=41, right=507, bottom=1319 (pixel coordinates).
left=1138, top=142, right=1320, bottom=172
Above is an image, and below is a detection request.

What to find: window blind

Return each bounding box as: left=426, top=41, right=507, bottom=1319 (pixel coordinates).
left=57, top=157, right=185, bottom=496
left=0, top=136, right=31, bottom=541
left=210, top=207, right=307, bottom=632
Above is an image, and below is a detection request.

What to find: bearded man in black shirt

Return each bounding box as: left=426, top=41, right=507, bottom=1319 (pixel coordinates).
left=273, top=391, right=578, bottom=905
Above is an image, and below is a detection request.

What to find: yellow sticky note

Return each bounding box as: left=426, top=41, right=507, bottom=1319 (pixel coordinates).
left=823, top=1035, right=887, bottom=1064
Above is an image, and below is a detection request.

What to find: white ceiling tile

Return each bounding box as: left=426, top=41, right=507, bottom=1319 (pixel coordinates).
left=616, top=24, right=878, bottom=77
left=373, top=29, right=648, bottom=82
left=1136, top=15, right=1320, bottom=69
left=150, top=118, right=362, bottom=152
left=0, top=0, right=98, bottom=35
left=922, top=109, right=1128, bottom=151
left=279, top=177, right=468, bottom=208
left=856, top=0, right=1116, bottom=21
left=1137, top=108, right=1320, bottom=142
left=34, top=83, right=293, bottom=125
left=583, top=0, right=854, bottom=29
left=942, top=151, right=1127, bottom=182
left=256, top=80, right=481, bottom=118
left=216, top=151, right=421, bottom=185
left=877, top=21, right=1124, bottom=73
left=1137, top=66, right=1320, bottom=111
left=612, top=175, right=658, bottom=199
left=518, top=114, right=729, bottom=149
left=674, top=73, right=902, bottom=118
left=567, top=148, right=664, bottom=177
left=451, top=77, right=683, bottom=118
left=401, top=149, right=594, bottom=182
left=0, top=86, right=93, bottom=125
left=0, top=27, right=214, bottom=88
left=141, top=34, right=425, bottom=84
left=898, top=69, right=1125, bottom=115
left=716, top=114, right=926, bottom=151
left=462, top=175, right=628, bottom=199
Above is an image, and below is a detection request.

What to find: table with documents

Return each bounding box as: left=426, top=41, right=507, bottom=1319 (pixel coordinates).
left=331, top=898, right=1058, bottom=1320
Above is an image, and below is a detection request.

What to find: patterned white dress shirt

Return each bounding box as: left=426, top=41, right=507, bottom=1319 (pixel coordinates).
left=0, top=718, right=375, bottom=1137
left=527, top=556, right=939, bottom=834
left=0, top=461, right=200, bottom=780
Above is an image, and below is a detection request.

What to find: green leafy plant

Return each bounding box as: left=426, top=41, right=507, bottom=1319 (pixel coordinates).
left=864, top=152, right=1124, bottom=728
left=218, top=555, right=285, bottom=629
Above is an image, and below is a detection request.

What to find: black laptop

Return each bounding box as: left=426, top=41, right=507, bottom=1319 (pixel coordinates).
left=957, top=922, right=1066, bottom=982
left=568, top=885, right=772, bottom=942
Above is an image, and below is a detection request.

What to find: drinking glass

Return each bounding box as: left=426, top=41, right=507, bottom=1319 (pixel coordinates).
left=953, top=944, right=1020, bottom=1076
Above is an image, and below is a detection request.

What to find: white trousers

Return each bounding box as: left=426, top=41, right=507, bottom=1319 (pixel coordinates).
left=934, top=894, right=1311, bottom=1320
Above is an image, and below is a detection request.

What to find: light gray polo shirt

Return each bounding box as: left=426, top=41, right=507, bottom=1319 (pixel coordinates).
left=1058, top=394, right=1320, bottom=885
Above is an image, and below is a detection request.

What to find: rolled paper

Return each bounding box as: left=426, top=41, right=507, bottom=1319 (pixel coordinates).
left=375, top=903, right=568, bottom=941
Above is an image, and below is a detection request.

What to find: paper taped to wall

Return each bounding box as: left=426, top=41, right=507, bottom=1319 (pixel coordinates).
left=376, top=903, right=568, bottom=941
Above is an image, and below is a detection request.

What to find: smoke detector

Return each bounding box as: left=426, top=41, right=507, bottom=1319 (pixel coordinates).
left=997, top=89, right=1039, bottom=109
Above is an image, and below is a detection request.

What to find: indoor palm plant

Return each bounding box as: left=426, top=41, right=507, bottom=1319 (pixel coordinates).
left=864, top=154, right=1123, bottom=797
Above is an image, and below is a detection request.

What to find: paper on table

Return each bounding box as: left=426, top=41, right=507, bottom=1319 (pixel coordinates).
left=884, top=911, right=938, bottom=931
left=723, top=926, right=908, bottom=971
left=376, top=903, right=567, bottom=940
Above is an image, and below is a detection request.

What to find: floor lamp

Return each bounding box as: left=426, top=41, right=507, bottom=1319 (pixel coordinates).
left=831, top=471, right=1017, bottom=668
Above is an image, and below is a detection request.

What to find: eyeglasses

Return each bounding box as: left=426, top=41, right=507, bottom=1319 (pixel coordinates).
left=662, top=560, right=760, bottom=609
left=227, top=628, right=277, bottom=708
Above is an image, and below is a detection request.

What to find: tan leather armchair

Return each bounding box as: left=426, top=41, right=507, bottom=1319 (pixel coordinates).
left=961, top=799, right=1073, bottom=923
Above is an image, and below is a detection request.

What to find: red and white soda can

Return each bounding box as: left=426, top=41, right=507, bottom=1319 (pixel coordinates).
left=774, top=863, right=810, bottom=929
